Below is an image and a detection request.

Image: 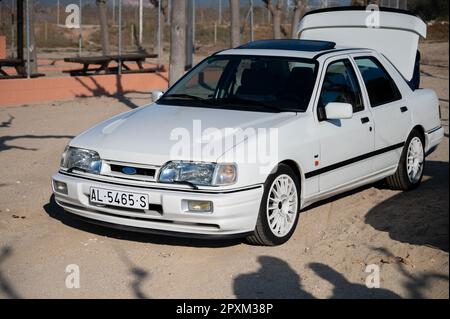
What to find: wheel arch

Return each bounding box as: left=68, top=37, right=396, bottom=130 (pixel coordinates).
left=411, top=124, right=426, bottom=146
left=278, top=159, right=305, bottom=202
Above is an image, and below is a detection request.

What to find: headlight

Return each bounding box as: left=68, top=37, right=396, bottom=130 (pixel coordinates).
left=60, top=146, right=102, bottom=174
left=158, top=161, right=237, bottom=186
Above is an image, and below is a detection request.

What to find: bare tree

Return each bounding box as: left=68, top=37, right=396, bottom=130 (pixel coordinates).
left=169, top=0, right=186, bottom=85
left=290, top=0, right=307, bottom=38
left=230, top=0, right=240, bottom=47
left=96, top=0, right=110, bottom=55
left=263, top=0, right=285, bottom=39
left=150, top=0, right=169, bottom=54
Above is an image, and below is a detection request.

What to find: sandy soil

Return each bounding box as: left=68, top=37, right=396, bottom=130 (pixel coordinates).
left=0, top=41, right=448, bottom=299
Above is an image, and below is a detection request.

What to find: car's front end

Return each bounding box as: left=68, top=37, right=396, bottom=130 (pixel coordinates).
left=51, top=47, right=319, bottom=240
left=52, top=161, right=263, bottom=238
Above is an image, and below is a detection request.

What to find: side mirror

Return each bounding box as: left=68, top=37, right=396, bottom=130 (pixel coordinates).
left=324, top=102, right=353, bottom=120
left=151, top=90, right=164, bottom=101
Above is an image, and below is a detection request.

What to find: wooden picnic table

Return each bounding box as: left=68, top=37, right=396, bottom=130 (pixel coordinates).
left=63, top=53, right=161, bottom=76
left=0, top=58, right=45, bottom=79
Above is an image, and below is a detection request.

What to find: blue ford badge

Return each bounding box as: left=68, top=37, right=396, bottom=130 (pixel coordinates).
left=122, top=167, right=137, bottom=175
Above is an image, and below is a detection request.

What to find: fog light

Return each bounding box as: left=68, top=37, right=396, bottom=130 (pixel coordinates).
left=53, top=180, right=68, bottom=195
left=186, top=200, right=213, bottom=213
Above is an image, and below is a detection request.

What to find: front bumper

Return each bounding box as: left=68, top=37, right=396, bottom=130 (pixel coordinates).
left=51, top=172, right=263, bottom=238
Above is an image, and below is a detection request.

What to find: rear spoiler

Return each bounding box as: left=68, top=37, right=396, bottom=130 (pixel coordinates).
left=297, top=6, right=427, bottom=82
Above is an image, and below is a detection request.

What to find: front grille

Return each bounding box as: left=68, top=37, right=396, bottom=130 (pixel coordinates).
left=110, top=164, right=156, bottom=178
left=102, top=160, right=160, bottom=182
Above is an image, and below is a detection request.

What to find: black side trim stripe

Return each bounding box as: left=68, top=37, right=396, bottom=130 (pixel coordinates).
left=427, top=126, right=442, bottom=134
left=58, top=171, right=263, bottom=195
left=305, top=142, right=405, bottom=179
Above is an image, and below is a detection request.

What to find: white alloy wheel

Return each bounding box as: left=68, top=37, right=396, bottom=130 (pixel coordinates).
left=266, top=174, right=298, bottom=238
left=406, top=136, right=424, bottom=184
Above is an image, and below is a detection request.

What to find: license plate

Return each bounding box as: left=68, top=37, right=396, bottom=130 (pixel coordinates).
left=90, top=187, right=149, bottom=210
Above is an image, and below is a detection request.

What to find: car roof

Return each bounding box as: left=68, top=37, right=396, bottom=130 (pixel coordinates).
left=217, top=39, right=370, bottom=60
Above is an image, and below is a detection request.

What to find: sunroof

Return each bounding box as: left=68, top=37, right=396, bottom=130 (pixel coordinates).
left=237, top=39, right=336, bottom=52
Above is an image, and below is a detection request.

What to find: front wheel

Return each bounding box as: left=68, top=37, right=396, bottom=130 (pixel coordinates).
left=246, top=164, right=301, bottom=246
left=385, top=129, right=425, bottom=191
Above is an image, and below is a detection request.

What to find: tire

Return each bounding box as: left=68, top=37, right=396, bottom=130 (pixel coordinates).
left=385, top=129, right=425, bottom=191
left=246, top=164, right=301, bottom=246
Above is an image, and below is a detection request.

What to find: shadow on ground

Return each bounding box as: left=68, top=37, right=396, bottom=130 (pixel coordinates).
left=0, top=134, right=74, bottom=153
left=233, top=256, right=401, bottom=299
left=115, top=247, right=151, bottom=299
left=0, top=247, right=21, bottom=299
left=365, top=161, right=449, bottom=252
left=43, top=195, right=242, bottom=248
left=372, top=247, right=449, bottom=299
left=74, top=76, right=152, bottom=110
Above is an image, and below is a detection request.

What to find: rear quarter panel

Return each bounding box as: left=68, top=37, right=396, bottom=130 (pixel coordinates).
left=408, top=88, right=441, bottom=135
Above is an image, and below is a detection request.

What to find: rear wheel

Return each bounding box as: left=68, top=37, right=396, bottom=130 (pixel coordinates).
left=246, top=164, right=301, bottom=246
left=385, top=130, right=425, bottom=190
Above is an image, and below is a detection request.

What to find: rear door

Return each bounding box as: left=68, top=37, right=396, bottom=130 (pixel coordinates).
left=312, top=56, right=375, bottom=192
left=351, top=54, right=412, bottom=173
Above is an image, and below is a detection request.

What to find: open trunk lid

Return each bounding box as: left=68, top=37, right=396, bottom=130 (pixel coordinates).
left=297, top=7, right=427, bottom=81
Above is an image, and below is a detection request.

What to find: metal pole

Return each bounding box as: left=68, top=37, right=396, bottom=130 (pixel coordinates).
left=157, top=0, right=161, bottom=66
left=250, top=0, right=254, bottom=42
left=118, top=0, right=122, bottom=74
left=218, top=0, right=222, bottom=25
left=79, top=0, right=82, bottom=55
left=112, top=0, right=115, bottom=26
left=193, top=0, right=196, bottom=57
left=57, top=0, right=59, bottom=26
left=11, top=0, right=15, bottom=55
left=25, top=0, right=30, bottom=78
left=167, top=0, right=171, bottom=25
left=17, top=0, right=23, bottom=61
left=139, top=0, right=143, bottom=45
left=186, top=0, right=193, bottom=70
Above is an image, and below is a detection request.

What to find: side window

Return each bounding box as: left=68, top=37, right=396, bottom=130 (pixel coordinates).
left=354, top=57, right=402, bottom=107
left=318, top=59, right=364, bottom=115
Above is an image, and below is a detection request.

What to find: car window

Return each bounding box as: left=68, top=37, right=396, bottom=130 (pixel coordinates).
left=158, top=55, right=318, bottom=113
left=182, top=59, right=228, bottom=99
left=354, top=57, right=402, bottom=107
left=318, top=59, right=364, bottom=114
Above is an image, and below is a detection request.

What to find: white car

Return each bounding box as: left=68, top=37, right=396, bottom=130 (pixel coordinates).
left=52, top=8, right=444, bottom=246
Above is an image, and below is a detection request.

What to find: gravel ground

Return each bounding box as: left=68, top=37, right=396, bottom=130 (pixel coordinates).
left=0, top=41, right=448, bottom=299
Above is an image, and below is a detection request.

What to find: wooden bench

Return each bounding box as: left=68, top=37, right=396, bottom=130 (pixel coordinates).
left=63, top=53, right=161, bottom=76
left=0, top=58, right=45, bottom=79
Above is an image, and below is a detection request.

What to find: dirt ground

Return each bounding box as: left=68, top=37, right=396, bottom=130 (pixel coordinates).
left=0, top=41, right=448, bottom=299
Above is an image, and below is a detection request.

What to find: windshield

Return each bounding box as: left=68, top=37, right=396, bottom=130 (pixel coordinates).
left=157, top=55, right=318, bottom=113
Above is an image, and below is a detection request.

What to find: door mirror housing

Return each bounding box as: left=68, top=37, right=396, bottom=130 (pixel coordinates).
left=324, top=102, right=353, bottom=120
left=152, top=90, right=164, bottom=102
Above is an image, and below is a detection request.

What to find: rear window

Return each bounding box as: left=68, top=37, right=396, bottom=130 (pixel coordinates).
left=355, top=57, right=402, bottom=107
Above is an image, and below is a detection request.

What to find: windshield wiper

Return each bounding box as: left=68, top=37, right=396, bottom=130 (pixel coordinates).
left=162, top=94, right=210, bottom=102
left=218, top=97, right=285, bottom=113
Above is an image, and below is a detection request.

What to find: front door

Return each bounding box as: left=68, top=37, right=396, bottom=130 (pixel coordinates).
left=313, top=57, right=375, bottom=192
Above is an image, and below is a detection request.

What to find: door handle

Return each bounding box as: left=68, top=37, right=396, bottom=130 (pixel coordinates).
left=361, top=117, right=370, bottom=124
left=400, top=106, right=409, bottom=113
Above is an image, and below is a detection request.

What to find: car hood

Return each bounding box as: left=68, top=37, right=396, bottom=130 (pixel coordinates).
left=70, top=103, right=297, bottom=165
